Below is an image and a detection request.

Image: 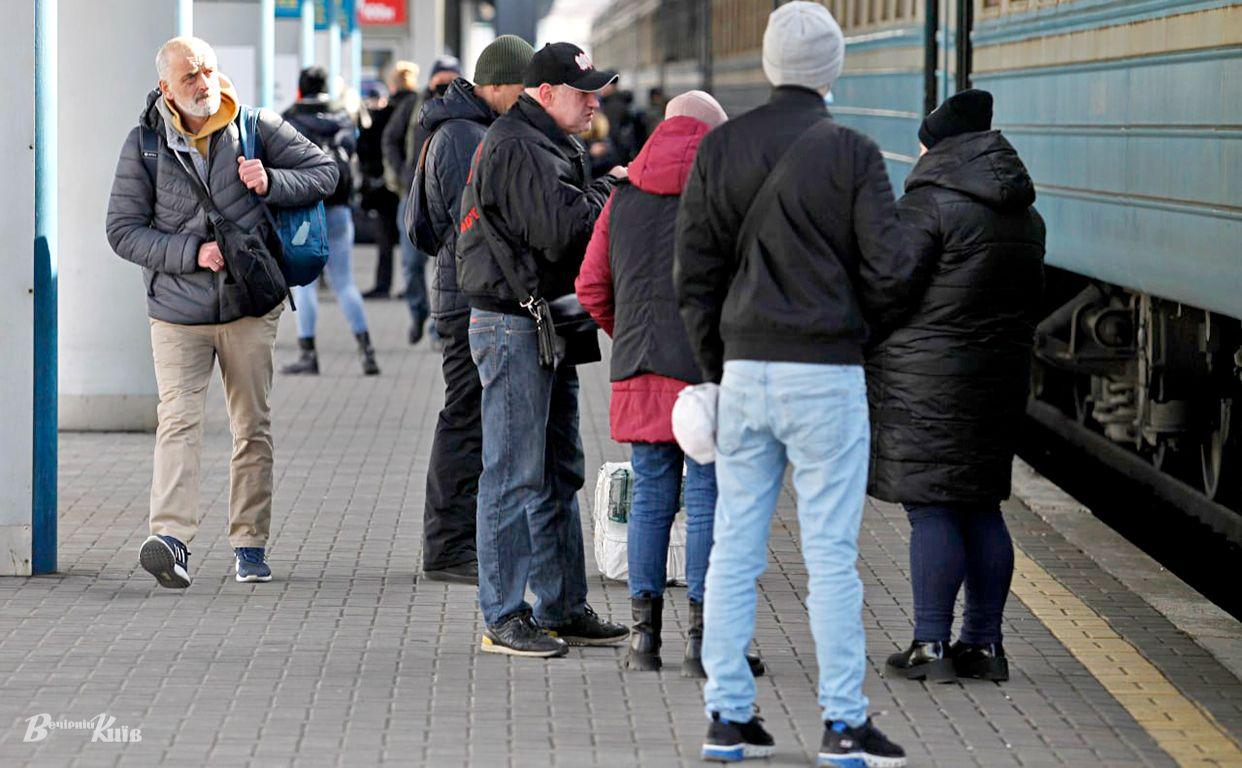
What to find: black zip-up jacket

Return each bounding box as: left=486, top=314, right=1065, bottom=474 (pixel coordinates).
left=381, top=88, right=419, bottom=195
left=674, top=86, right=925, bottom=383
left=283, top=98, right=356, bottom=207
left=417, top=79, right=495, bottom=320
left=868, top=130, right=1046, bottom=505
left=456, top=94, right=617, bottom=314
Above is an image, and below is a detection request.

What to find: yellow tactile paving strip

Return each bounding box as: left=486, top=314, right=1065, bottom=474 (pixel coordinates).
left=1011, top=548, right=1242, bottom=767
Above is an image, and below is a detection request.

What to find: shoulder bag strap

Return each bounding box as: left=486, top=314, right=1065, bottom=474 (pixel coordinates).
left=235, top=107, right=282, bottom=233
left=735, top=118, right=834, bottom=260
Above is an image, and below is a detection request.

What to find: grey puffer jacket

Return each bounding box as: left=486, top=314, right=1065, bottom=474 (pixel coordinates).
left=106, top=88, right=338, bottom=325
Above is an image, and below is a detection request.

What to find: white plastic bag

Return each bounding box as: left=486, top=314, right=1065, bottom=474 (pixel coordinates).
left=591, top=461, right=687, bottom=584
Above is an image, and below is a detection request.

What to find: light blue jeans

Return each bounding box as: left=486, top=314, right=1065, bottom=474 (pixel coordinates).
left=293, top=204, right=369, bottom=339
left=702, top=361, right=871, bottom=727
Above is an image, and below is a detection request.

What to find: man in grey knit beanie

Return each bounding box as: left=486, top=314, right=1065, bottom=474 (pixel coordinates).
left=678, top=3, right=913, bottom=766
left=412, top=33, right=534, bottom=587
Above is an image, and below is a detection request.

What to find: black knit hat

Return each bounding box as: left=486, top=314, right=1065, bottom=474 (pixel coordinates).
left=919, top=88, right=994, bottom=149
left=474, top=35, right=535, bottom=86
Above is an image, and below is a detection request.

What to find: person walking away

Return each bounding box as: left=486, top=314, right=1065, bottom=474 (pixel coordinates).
left=675, top=4, right=925, bottom=764
left=578, top=112, right=621, bottom=181
left=411, top=35, right=536, bottom=584
left=280, top=66, right=380, bottom=377
left=385, top=55, right=461, bottom=344
left=456, top=42, right=631, bottom=657
left=106, top=36, right=337, bottom=588
left=871, top=89, right=1046, bottom=684
left=358, top=74, right=400, bottom=298
left=576, top=90, right=766, bottom=678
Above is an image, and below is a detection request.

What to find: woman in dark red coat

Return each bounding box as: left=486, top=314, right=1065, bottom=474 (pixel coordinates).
left=578, top=91, right=761, bottom=677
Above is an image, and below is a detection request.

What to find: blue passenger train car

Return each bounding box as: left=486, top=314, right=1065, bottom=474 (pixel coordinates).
left=591, top=0, right=1242, bottom=511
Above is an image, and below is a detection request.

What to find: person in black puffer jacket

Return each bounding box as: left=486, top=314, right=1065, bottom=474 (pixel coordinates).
left=407, top=35, right=534, bottom=585
left=871, top=89, right=1046, bottom=685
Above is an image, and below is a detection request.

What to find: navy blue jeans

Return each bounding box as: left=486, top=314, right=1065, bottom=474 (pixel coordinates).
left=905, top=503, right=1015, bottom=645
left=627, top=443, right=716, bottom=603
left=468, top=309, right=589, bottom=628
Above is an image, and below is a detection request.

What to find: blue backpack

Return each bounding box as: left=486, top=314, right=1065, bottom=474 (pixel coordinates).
left=236, top=106, right=329, bottom=287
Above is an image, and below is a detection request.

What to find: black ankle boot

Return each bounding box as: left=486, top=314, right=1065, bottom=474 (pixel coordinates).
left=886, top=640, right=956, bottom=683
left=281, top=337, right=319, bottom=375
left=355, top=332, right=380, bottom=376
left=950, top=640, right=1009, bottom=681
left=682, top=600, right=766, bottom=679
left=625, top=596, right=663, bottom=671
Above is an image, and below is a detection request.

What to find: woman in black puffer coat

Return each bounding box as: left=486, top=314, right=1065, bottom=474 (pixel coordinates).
left=868, top=90, right=1045, bottom=684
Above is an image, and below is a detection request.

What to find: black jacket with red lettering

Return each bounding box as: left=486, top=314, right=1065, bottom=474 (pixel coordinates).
left=456, top=94, right=617, bottom=314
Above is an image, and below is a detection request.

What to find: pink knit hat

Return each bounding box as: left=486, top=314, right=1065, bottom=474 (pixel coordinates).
left=665, top=90, right=728, bottom=129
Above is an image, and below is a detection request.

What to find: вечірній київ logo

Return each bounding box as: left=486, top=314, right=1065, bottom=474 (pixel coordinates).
left=23, top=713, right=142, bottom=743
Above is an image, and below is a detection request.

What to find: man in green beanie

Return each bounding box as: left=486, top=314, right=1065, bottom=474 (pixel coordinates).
left=407, top=35, right=535, bottom=585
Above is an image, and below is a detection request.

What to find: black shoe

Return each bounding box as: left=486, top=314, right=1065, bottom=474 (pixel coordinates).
left=625, top=596, right=663, bottom=671
left=281, top=337, right=319, bottom=375
left=481, top=613, right=568, bottom=658
left=355, top=332, right=380, bottom=376
left=819, top=718, right=906, bottom=767
left=408, top=323, right=424, bottom=345
left=683, top=600, right=765, bottom=679
left=949, top=640, right=1009, bottom=681
left=543, top=604, right=629, bottom=647
left=421, top=561, right=478, bottom=585
left=361, top=287, right=390, bottom=300
left=885, top=640, right=956, bottom=683
left=702, top=713, right=776, bottom=762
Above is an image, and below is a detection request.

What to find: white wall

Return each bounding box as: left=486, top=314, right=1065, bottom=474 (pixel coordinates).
left=57, top=0, right=178, bottom=432
left=0, top=1, right=35, bottom=573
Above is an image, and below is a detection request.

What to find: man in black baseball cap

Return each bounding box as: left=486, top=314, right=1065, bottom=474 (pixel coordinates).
left=455, top=42, right=629, bottom=658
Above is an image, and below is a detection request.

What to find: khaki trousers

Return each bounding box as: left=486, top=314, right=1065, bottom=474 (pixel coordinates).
left=148, top=306, right=282, bottom=548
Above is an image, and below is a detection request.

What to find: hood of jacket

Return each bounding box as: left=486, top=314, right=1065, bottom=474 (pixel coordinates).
left=627, top=115, right=710, bottom=195
left=904, top=130, right=1036, bottom=212
left=419, top=77, right=494, bottom=134
left=284, top=96, right=353, bottom=139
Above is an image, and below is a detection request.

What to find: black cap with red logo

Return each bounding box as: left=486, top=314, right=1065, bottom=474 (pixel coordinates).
left=523, top=42, right=618, bottom=92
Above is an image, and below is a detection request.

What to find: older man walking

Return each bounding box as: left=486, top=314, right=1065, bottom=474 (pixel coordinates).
left=455, top=42, right=630, bottom=657
left=106, top=36, right=336, bottom=589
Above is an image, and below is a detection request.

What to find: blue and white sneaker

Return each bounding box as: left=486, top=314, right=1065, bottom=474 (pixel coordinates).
left=702, top=713, right=776, bottom=762
left=818, top=718, right=907, bottom=767
left=140, top=535, right=191, bottom=589
left=234, top=547, right=272, bottom=583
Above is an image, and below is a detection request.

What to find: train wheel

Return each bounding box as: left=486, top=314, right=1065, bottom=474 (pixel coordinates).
left=1200, top=398, right=1239, bottom=505
left=1151, top=440, right=1196, bottom=483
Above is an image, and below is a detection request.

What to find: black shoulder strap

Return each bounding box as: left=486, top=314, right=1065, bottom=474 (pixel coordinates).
left=736, top=119, right=834, bottom=259
left=168, top=145, right=227, bottom=226
left=138, top=126, right=160, bottom=185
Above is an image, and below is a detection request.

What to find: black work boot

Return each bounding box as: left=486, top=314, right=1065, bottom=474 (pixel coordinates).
left=683, top=600, right=766, bottom=679
left=886, top=640, right=957, bottom=683
left=624, top=596, right=663, bottom=671
left=355, top=332, right=380, bottom=376
left=281, top=337, right=319, bottom=375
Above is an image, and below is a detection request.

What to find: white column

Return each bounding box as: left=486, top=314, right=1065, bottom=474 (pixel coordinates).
left=0, top=1, right=37, bottom=574
left=57, top=0, right=176, bottom=431
left=177, top=0, right=193, bottom=36
left=408, top=0, right=445, bottom=82
left=259, top=0, right=275, bottom=108
left=300, top=0, right=315, bottom=68
left=349, top=27, right=362, bottom=95
left=328, top=2, right=342, bottom=93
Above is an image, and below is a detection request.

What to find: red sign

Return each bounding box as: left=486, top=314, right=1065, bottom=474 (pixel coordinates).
left=357, top=0, right=406, bottom=25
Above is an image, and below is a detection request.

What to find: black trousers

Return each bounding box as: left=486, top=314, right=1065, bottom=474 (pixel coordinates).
left=369, top=191, right=399, bottom=292
left=423, top=313, right=482, bottom=570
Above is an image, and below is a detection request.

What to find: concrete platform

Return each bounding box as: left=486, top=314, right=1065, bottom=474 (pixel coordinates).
left=1, top=247, right=1239, bottom=767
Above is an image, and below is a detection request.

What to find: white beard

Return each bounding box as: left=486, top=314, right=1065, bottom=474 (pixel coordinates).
left=178, top=89, right=222, bottom=119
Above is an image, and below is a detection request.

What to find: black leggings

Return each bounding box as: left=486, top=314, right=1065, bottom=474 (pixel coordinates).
left=904, top=503, right=1015, bottom=644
